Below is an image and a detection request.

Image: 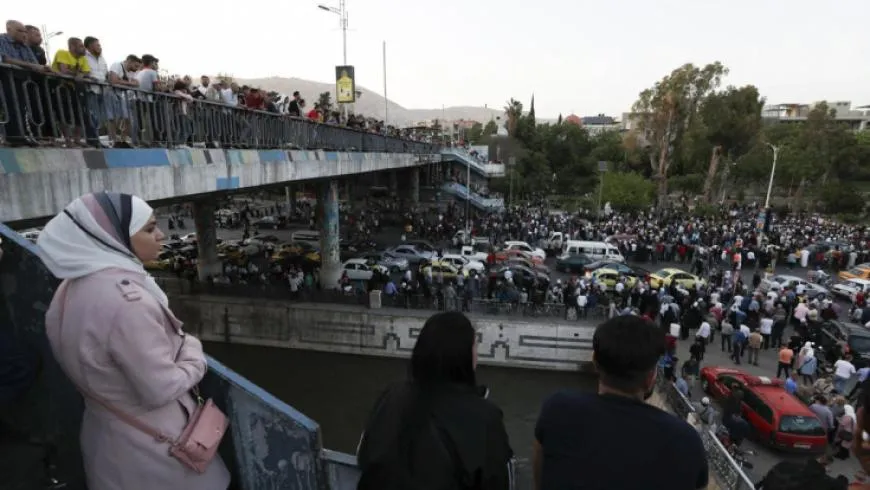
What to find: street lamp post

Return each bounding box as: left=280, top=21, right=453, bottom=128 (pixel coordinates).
left=317, top=0, right=348, bottom=65
left=763, top=143, right=779, bottom=209
left=41, top=25, right=63, bottom=60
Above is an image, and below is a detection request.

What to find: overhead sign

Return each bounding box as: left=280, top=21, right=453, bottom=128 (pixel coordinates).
left=598, top=161, right=608, bottom=172
left=335, top=65, right=356, bottom=103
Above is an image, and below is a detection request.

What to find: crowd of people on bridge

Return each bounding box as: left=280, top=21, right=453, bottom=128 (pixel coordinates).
left=0, top=20, right=434, bottom=148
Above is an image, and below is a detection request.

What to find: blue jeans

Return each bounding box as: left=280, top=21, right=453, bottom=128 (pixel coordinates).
left=834, top=376, right=849, bottom=394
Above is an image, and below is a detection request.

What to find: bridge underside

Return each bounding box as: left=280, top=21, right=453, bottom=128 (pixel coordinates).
left=0, top=148, right=438, bottom=223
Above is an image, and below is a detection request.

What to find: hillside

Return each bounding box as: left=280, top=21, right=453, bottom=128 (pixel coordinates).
left=234, top=76, right=505, bottom=125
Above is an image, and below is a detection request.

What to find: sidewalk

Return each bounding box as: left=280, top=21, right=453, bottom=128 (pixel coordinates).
left=674, top=330, right=860, bottom=483
left=647, top=390, right=723, bottom=490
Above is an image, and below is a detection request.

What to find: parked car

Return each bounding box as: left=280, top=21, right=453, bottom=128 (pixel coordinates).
left=439, top=254, right=486, bottom=273
left=555, top=253, right=593, bottom=273
left=504, top=257, right=549, bottom=275
left=460, top=245, right=490, bottom=263
left=385, top=245, right=434, bottom=264
left=341, top=258, right=375, bottom=281
left=252, top=216, right=285, bottom=229
left=590, top=268, right=637, bottom=290
left=831, top=278, right=870, bottom=302
left=495, top=248, right=545, bottom=265
left=700, top=367, right=827, bottom=454
left=648, top=268, right=706, bottom=289
left=358, top=251, right=409, bottom=273
left=503, top=241, right=546, bottom=261
left=488, top=264, right=549, bottom=290
left=585, top=261, right=650, bottom=282
left=760, top=274, right=830, bottom=300
left=813, top=320, right=870, bottom=369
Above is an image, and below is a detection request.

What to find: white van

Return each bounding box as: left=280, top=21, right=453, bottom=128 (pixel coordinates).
left=563, top=240, right=624, bottom=263
left=291, top=230, right=321, bottom=247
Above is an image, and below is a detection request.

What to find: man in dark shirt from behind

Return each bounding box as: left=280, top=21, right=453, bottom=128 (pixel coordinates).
left=533, top=315, right=709, bottom=490
left=24, top=25, right=46, bottom=65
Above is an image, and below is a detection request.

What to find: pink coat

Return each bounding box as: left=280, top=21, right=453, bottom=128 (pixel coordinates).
left=45, top=268, right=230, bottom=490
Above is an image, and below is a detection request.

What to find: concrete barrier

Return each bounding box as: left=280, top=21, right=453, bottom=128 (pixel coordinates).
left=171, top=295, right=597, bottom=372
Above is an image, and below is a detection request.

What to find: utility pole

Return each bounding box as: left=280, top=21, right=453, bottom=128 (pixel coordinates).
left=597, top=161, right=608, bottom=220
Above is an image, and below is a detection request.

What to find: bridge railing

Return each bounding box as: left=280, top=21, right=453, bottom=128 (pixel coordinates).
left=655, top=367, right=756, bottom=490
left=0, top=63, right=438, bottom=153
left=440, top=182, right=505, bottom=210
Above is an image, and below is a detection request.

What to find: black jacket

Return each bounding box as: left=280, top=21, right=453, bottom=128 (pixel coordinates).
left=357, top=381, right=513, bottom=490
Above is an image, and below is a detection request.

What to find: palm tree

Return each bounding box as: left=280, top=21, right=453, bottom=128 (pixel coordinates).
left=316, top=92, right=333, bottom=113
left=503, top=98, right=523, bottom=137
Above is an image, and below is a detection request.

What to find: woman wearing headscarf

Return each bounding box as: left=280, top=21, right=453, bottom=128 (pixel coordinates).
left=357, top=311, right=514, bottom=490
left=798, top=346, right=818, bottom=385
left=37, top=192, right=230, bottom=490
left=834, top=404, right=857, bottom=460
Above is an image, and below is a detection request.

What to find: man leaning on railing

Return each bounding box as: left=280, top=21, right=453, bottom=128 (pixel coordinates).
left=1, top=20, right=53, bottom=147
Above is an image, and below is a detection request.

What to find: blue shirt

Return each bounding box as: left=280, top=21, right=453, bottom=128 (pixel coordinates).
left=785, top=377, right=798, bottom=394
left=0, top=34, right=38, bottom=64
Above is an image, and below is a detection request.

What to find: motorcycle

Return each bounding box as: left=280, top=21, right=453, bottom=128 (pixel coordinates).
left=714, top=425, right=755, bottom=471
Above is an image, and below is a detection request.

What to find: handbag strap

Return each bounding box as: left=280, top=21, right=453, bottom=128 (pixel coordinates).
left=55, top=279, right=175, bottom=444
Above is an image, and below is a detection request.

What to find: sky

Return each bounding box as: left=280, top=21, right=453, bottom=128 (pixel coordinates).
left=8, top=0, right=870, bottom=120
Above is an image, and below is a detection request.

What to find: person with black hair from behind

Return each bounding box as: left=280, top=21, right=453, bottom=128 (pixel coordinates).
left=532, top=315, right=708, bottom=490
left=356, top=311, right=514, bottom=490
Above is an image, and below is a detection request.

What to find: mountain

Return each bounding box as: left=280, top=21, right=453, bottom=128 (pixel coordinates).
left=234, top=76, right=505, bottom=125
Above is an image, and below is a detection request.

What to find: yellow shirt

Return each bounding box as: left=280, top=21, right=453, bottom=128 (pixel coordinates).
left=52, top=50, right=90, bottom=74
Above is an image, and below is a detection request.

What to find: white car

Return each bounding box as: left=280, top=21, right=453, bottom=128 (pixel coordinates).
left=832, top=278, right=870, bottom=302
left=341, top=258, right=374, bottom=281
left=460, top=245, right=489, bottom=263
left=504, top=241, right=546, bottom=261
left=180, top=233, right=197, bottom=244
left=761, top=274, right=830, bottom=300
left=439, top=254, right=485, bottom=273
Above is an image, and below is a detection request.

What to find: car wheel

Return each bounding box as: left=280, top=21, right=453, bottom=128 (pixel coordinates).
left=701, top=378, right=709, bottom=393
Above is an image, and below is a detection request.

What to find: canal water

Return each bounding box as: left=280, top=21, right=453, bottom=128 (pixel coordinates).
left=203, top=342, right=597, bottom=487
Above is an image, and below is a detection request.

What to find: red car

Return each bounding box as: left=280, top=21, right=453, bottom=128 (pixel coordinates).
left=700, top=367, right=827, bottom=454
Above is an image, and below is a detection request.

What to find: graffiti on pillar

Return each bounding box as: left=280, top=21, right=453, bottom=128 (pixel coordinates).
left=321, top=182, right=341, bottom=266
left=194, top=201, right=218, bottom=263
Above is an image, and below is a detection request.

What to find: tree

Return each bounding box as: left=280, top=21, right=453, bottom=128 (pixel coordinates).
left=503, top=98, right=523, bottom=137
left=698, top=85, right=765, bottom=201
left=316, top=91, right=333, bottom=113
left=466, top=122, right=484, bottom=144
left=631, top=62, right=728, bottom=205
left=483, top=120, right=499, bottom=137
left=601, top=172, right=655, bottom=211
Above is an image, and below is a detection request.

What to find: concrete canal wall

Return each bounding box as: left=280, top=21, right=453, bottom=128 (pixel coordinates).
left=171, top=296, right=598, bottom=372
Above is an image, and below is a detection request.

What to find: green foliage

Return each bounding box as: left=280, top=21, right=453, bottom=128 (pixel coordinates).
left=316, top=91, right=333, bottom=113
left=496, top=62, right=870, bottom=215
left=467, top=122, right=483, bottom=144
left=818, top=182, right=864, bottom=215
left=601, top=172, right=655, bottom=211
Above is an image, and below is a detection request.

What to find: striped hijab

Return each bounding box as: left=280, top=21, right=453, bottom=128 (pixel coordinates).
left=37, top=192, right=168, bottom=306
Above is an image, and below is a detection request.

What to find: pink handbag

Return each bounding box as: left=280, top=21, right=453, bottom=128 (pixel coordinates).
left=55, top=280, right=228, bottom=474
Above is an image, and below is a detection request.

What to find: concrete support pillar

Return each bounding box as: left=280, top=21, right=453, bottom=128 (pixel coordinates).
left=389, top=170, right=398, bottom=196
left=344, top=181, right=352, bottom=202
left=285, top=185, right=295, bottom=216
left=192, top=200, right=221, bottom=281
left=318, top=180, right=342, bottom=289
left=410, top=167, right=420, bottom=204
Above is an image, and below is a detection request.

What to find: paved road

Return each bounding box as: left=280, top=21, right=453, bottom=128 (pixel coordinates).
left=675, top=327, right=861, bottom=483
left=158, top=217, right=844, bottom=296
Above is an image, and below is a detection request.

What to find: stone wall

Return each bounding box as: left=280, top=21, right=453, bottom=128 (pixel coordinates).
left=171, top=295, right=597, bottom=372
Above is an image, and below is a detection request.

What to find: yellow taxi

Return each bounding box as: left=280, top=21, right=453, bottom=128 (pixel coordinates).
left=144, top=250, right=176, bottom=271
left=648, top=268, right=706, bottom=289
left=419, top=260, right=460, bottom=280
left=217, top=242, right=246, bottom=263
left=591, top=268, right=637, bottom=290
left=839, top=265, right=870, bottom=281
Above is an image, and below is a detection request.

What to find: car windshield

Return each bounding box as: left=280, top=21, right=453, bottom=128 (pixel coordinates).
left=654, top=270, right=673, bottom=278
left=779, top=415, right=826, bottom=436
left=850, top=335, right=870, bottom=353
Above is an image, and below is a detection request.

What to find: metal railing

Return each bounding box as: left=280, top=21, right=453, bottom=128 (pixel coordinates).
left=441, top=182, right=505, bottom=210
left=0, top=63, right=438, bottom=153
left=442, top=147, right=488, bottom=173
left=155, top=276, right=587, bottom=320
left=655, top=368, right=756, bottom=490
